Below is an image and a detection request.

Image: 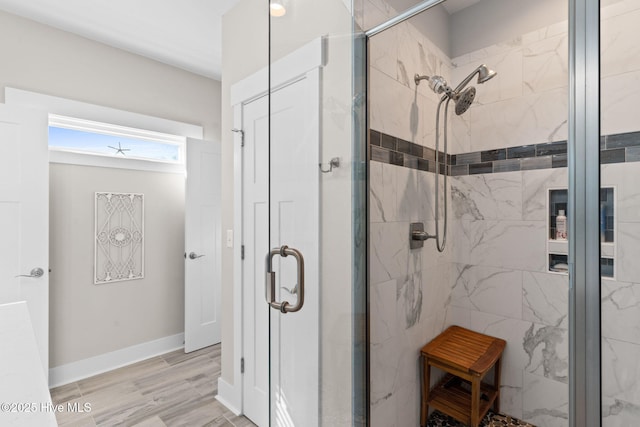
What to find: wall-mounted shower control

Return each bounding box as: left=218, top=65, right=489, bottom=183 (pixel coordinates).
left=410, top=222, right=434, bottom=249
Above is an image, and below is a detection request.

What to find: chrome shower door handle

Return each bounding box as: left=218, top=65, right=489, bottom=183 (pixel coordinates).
left=15, top=268, right=45, bottom=278
left=265, top=245, right=305, bottom=314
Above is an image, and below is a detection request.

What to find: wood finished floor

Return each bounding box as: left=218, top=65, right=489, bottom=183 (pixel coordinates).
left=50, top=344, right=256, bottom=427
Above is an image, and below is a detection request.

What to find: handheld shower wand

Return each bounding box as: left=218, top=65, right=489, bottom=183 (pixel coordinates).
left=452, top=64, right=497, bottom=93
left=414, top=65, right=497, bottom=252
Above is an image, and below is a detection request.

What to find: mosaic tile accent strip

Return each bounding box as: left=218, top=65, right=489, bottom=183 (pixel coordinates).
left=427, top=410, right=536, bottom=427
left=370, top=130, right=448, bottom=175
left=370, top=129, right=640, bottom=176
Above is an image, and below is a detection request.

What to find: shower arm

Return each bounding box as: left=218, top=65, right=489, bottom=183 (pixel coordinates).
left=414, top=74, right=430, bottom=86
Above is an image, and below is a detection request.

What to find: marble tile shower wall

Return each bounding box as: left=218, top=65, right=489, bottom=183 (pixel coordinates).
left=366, top=1, right=640, bottom=427
left=448, top=168, right=570, bottom=427
left=365, top=1, right=454, bottom=427
left=448, top=4, right=640, bottom=427
left=366, top=3, right=452, bottom=151
left=586, top=7, right=640, bottom=424
left=370, top=162, right=451, bottom=427
left=447, top=159, right=640, bottom=427
left=446, top=16, right=574, bottom=427
left=600, top=162, right=640, bottom=427
left=451, top=1, right=640, bottom=154
left=450, top=28, right=569, bottom=155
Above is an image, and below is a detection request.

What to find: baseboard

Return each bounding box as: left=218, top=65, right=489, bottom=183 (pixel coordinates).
left=48, top=333, right=184, bottom=388
left=216, top=377, right=242, bottom=415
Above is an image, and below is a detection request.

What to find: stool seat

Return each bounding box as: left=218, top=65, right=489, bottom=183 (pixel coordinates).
left=420, top=326, right=506, bottom=427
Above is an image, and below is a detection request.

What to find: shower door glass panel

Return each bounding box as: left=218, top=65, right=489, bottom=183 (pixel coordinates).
left=600, top=3, right=640, bottom=425
left=267, top=1, right=367, bottom=426
left=367, top=2, right=570, bottom=426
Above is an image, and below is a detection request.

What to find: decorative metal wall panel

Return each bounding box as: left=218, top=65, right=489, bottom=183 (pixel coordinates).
left=95, top=192, right=144, bottom=284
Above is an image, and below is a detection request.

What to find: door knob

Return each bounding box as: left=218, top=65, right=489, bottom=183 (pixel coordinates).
left=188, top=252, right=205, bottom=260
left=16, top=268, right=45, bottom=278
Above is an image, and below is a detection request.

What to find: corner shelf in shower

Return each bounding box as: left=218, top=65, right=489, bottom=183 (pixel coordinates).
left=546, top=187, right=616, bottom=279
left=547, top=240, right=614, bottom=258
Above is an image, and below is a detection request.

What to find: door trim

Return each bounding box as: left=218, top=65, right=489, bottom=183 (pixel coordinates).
left=219, top=36, right=325, bottom=416
left=6, top=89, right=204, bottom=387
left=5, top=88, right=203, bottom=139
left=230, top=37, right=325, bottom=106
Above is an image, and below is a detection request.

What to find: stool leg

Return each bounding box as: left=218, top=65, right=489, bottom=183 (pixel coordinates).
left=494, top=356, right=502, bottom=414
left=420, top=356, right=431, bottom=427
left=471, top=376, right=480, bottom=427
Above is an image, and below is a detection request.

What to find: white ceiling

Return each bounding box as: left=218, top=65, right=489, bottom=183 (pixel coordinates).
left=0, top=0, right=240, bottom=80
left=0, top=0, right=479, bottom=81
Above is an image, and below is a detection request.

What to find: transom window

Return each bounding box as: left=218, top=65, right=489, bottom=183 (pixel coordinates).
left=48, top=115, right=185, bottom=165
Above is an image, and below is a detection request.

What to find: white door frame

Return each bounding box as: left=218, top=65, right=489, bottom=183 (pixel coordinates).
left=219, top=37, right=325, bottom=416
left=5, top=88, right=204, bottom=385
left=5, top=89, right=203, bottom=140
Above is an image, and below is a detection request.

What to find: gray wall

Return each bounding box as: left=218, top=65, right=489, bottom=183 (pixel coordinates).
left=450, top=0, right=567, bottom=57
left=0, top=10, right=220, bottom=140
left=383, top=1, right=451, bottom=56
left=49, top=164, right=185, bottom=367
left=0, top=9, right=221, bottom=367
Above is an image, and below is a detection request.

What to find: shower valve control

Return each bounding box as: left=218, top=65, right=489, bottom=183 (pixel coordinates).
left=410, top=222, right=434, bottom=249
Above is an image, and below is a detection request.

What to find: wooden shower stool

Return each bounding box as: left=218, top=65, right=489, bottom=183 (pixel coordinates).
left=420, top=326, right=506, bottom=427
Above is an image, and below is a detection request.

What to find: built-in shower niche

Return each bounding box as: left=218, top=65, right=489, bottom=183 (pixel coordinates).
left=547, top=188, right=615, bottom=278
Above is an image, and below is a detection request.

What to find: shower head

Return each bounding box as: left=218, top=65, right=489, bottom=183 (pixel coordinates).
left=416, top=64, right=495, bottom=115
left=453, top=64, right=497, bottom=93
left=478, top=64, right=497, bottom=83
left=453, top=87, right=476, bottom=115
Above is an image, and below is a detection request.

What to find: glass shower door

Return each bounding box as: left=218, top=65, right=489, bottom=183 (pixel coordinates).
left=599, top=1, right=640, bottom=425
left=266, top=1, right=367, bottom=426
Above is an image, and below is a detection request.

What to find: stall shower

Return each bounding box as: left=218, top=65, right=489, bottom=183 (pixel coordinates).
left=367, top=0, right=640, bottom=426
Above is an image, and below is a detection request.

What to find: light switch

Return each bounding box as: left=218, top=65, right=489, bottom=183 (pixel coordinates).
left=226, top=229, right=233, bottom=248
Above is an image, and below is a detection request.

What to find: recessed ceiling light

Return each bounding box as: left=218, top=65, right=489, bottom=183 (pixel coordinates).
left=270, top=0, right=286, bottom=17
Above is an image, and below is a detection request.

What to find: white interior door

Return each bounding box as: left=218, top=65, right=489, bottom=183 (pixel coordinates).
left=184, top=138, right=221, bottom=352
left=241, top=95, right=270, bottom=426
left=240, top=73, right=319, bottom=426
left=0, top=104, right=49, bottom=376
left=268, top=69, right=319, bottom=427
